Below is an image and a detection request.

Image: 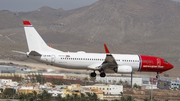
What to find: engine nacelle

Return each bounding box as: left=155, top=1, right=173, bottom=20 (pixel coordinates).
left=115, top=65, right=132, bottom=74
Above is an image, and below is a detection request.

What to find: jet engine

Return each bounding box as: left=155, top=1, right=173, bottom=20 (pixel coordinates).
left=114, top=65, right=132, bottom=74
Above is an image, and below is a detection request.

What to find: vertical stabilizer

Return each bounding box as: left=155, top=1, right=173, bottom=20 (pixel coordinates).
left=23, top=21, right=62, bottom=53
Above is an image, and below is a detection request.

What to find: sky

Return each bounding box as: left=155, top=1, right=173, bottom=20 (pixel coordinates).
left=0, top=0, right=180, bottom=12
left=0, top=0, right=98, bottom=12
left=172, top=0, right=180, bottom=1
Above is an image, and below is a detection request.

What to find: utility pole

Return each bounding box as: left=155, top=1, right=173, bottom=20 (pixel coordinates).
left=131, top=72, right=133, bottom=88
left=150, top=77, right=153, bottom=101
left=13, top=87, right=14, bottom=101
left=151, top=83, right=152, bottom=101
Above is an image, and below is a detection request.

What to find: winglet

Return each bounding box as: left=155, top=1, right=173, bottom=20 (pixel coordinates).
left=104, top=44, right=110, bottom=53
left=23, top=21, right=32, bottom=26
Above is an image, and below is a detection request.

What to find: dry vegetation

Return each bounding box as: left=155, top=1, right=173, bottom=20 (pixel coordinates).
left=124, top=88, right=180, bottom=101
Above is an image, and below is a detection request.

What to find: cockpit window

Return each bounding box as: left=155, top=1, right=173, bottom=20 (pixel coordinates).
left=164, top=61, right=168, bottom=63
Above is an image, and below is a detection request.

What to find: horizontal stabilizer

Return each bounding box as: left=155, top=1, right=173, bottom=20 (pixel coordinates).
left=28, top=51, right=41, bottom=56
left=12, top=50, right=26, bottom=55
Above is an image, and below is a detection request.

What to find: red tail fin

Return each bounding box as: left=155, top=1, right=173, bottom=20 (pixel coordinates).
left=23, top=21, right=32, bottom=26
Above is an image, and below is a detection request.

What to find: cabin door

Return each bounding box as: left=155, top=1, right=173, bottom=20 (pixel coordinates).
left=51, top=55, right=55, bottom=63
left=157, top=58, right=161, bottom=69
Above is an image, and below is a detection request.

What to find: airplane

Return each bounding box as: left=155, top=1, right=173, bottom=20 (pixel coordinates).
left=14, top=20, right=174, bottom=78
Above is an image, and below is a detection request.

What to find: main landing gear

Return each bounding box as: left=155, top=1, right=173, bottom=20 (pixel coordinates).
left=90, top=71, right=96, bottom=77
left=90, top=71, right=106, bottom=77
left=156, top=72, right=160, bottom=79
left=100, top=72, right=106, bottom=77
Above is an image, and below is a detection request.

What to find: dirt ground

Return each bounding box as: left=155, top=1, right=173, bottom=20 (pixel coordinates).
left=123, top=88, right=180, bottom=101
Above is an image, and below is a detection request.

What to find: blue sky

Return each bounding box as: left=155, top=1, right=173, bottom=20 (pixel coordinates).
left=0, top=0, right=98, bottom=12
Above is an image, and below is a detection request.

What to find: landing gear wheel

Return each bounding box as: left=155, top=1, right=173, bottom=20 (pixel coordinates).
left=156, top=75, right=160, bottom=79
left=100, top=72, right=106, bottom=77
left=90, top=72, right=96, bottom=77
left=156, top=72, right=160, bottom=79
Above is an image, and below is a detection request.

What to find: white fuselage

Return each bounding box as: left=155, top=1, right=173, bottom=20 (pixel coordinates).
left=30, top=52, right=140, bottom=72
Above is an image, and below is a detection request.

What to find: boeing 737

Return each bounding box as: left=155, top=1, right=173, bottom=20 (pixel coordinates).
left=14, top=21, right=174, bottom=78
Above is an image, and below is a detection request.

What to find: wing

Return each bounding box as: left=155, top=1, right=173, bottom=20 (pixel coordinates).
left=87, top=44, right=117, bottom=72
left=87, top=44, right=133, bottom=74
left=100, top=44, right=117, bottom=71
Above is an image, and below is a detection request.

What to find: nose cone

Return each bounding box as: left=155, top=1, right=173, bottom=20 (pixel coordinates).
left=168, top=63, right=174, bottom=70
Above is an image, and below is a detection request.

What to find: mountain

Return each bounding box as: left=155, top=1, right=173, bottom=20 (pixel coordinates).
left=19, top=6, right=69, bottom=26
left=55, top=0, right=180, bottom=48
left=0, top=0, right=180, bottom=69
left=50, top=0, right=180, bottom=63
left=0, top=10, right=22, bottom=29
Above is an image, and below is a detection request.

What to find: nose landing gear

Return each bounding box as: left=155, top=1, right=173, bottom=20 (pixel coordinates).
left=156, top=72, right=160, bottom=79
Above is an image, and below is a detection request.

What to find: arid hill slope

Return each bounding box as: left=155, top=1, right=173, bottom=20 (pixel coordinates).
left=0, top=0, right=180, bottom=70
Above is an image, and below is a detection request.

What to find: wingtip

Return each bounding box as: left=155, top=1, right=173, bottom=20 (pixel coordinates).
left=104, top=44, right=110, bottom=53
left=23, top=20, right=32, bottom=26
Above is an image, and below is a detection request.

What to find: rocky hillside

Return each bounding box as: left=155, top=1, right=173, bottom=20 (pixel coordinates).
left=0, top=0, right=180, bottom=68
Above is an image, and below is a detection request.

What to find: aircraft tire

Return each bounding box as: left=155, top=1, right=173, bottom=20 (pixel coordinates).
left=100, top=72, right=106, bottom=77
left=90, top=72, right=96, bottom=77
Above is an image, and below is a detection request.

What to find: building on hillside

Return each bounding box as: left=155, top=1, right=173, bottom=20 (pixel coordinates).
left=81, top=86, right=103, bottom=99
left=26, top=83, right=40, bottom=89
left=171, top=81, right=180, bottom=90
left=0, top=65, right=17, bottom=73
left=96, top=76, right=142, bottom=86
left=90, top=88, right=103, bottom=99
left=39, top=84, right=52, bottom=89
left=2, top=81, right=19, bottom=93
left=62, top=84, right=81, bottom=97
left=42, top=73, right=66, bottom=79
left=84, top=84, right=123, bottom=95
left=4, top=81, right=18, bottom=88
left=65, top=73, right=89, bottom=80
left=17, top=86, right=39, bottom=94
left=62, top=84, right=103, bottom=99
left=48, top=89, right=63, bottom=97
left=158, top=78, right=180, bottom=90
left=80, top=86, right=92, bottom=94
left=47, top=85, right=66, bottom=97
left=0, top=79, right=12, bottom=86
left=0, top=79, right=19, bottom=91
left=27, top=73, right=66, bottom=80
left=142, top=77, right=158, bottom=89
left=157, top=78, right=171, bottom=90
left=54, top=85, right=66, bottom=90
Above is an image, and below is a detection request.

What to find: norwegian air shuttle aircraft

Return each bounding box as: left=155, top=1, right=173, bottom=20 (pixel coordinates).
left=15, top=21, right=173, bottom=78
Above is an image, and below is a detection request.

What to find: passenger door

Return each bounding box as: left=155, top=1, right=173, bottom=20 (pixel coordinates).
left=51, top=55, right=55, bottom=63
